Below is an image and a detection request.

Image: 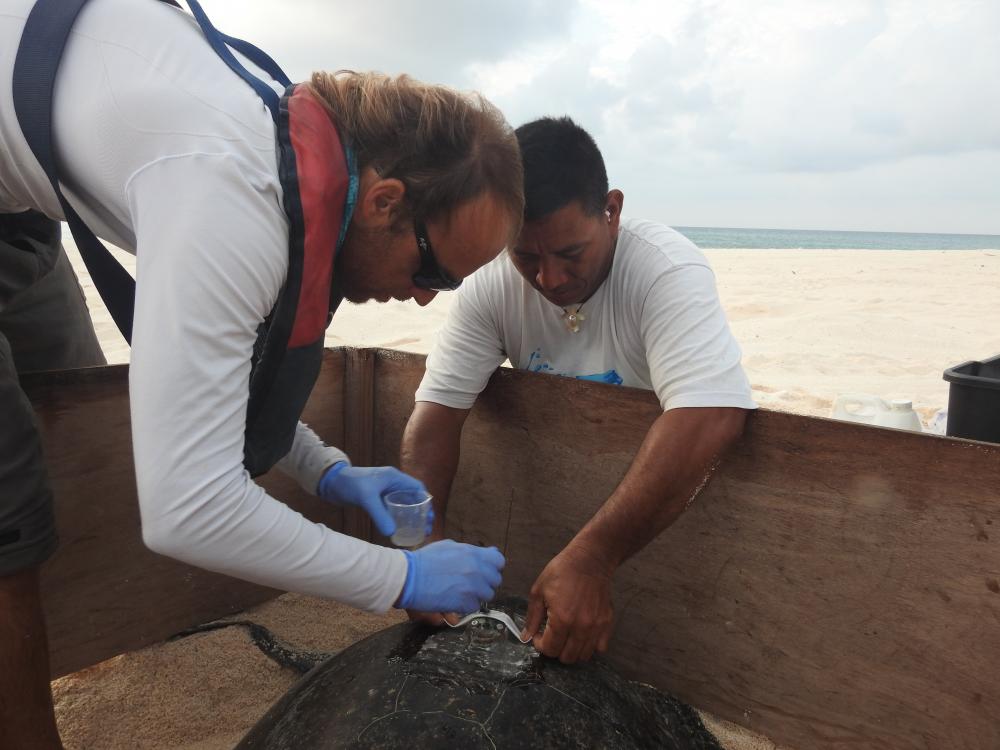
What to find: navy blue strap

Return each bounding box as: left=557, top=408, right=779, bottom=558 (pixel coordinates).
left=11, top=0, right=292, bottom=343
left=221, top=32, right=292, bottom=88
left=180, top=0, right=290, bottom=122
left=13, top=0, right=136, bottom=341
left=162, top=0, right=291, bottom=95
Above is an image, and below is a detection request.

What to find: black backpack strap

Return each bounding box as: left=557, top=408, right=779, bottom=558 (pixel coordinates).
left=12, top=0, right=136, bottom=341
left=179, top=0, right=290, bottom=123
left=11, top=0, right=294, bottom=344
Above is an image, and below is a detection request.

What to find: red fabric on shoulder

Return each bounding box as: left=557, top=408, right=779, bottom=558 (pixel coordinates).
left=286, top=87, right=348, bottom=347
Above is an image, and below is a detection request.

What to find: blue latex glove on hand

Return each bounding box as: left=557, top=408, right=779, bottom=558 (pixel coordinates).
left=396, top=540, right=505, bottom=615
left=317, top=463, right=433, bottom=538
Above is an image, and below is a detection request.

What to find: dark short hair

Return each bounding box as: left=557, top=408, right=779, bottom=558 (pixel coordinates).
left=515, top=116, right=608, bottom=222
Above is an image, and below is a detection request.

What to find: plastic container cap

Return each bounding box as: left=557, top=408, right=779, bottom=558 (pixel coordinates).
left=889, top=399, right=913, bottom=411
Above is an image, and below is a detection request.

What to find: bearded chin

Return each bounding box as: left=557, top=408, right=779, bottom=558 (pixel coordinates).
left=342, top=288, right=370, bottom=304
left=336, top=225, right=394, bottom=304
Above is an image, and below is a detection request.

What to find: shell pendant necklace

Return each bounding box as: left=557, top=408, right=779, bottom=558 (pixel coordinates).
left=561, top=303, right=586, bottom=334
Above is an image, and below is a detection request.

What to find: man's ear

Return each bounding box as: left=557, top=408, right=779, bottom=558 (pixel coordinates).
left=353, top=169, right=406, bottom=229
left=605, top=189, right=624, bottom=222
left=605, top=189, right=624, bottom=230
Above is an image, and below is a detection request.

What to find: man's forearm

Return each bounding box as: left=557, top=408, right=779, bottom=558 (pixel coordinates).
left=571, top=407, right=748, bottom=572
left=274, top=421, right=350, bottom=494
left=400, top=401, right=469, bottom=536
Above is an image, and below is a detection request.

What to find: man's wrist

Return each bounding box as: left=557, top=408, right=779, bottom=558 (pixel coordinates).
left=324, top=460, right=350, bottom=479
left=564, top=533, right=621, bottom=578
left=394, top=550, right=416, bottom=609
left=316, top=460, right=350, bottom=495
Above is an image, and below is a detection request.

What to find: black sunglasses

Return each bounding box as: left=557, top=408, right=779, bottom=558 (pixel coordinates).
left=412, top=219, right=462, bottom=292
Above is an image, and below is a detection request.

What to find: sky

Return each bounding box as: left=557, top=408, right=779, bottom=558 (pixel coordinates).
left=205, top=0, right=1000, bottom=235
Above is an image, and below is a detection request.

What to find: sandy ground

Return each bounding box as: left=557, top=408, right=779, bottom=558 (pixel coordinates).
left=86, top=244, right=1000, bottom=423
left=51, top=242, right=1000, bottom=749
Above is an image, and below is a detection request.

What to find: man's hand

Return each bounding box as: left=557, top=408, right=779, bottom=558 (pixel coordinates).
left=522, top=543, right=615, bottom=664
left=317, top=463, right=432, bottom=538
left=518, top=407, right=746, bottom=663
left=395, top=540, right=504, bottom=615
left=404, top=530, right=461, bottom=626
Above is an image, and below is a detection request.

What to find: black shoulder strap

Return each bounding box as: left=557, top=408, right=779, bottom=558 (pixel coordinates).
left=12, top=0, right=137, bottom=341
left=11, top=0, right=292, bottom=344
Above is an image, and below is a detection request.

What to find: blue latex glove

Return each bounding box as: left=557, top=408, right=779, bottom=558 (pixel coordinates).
left=317, top=463, right=433, bottom=537
left=396, top=540, right=505, bottom=614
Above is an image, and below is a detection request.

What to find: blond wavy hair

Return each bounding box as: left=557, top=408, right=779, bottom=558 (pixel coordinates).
left=307, top=71, right=523, bottom=235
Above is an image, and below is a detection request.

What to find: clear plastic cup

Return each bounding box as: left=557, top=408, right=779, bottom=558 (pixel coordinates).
left=384, top=490, right=432, bottom=548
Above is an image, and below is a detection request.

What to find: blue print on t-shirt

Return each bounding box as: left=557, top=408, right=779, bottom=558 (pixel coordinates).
left=525, top=349, right=622, bottom=385
left=526, top=349, right=554, bottom=373
left=576, top=370, right=624, bottom=385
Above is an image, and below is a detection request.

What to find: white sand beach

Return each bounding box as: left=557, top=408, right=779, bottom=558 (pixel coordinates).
left=52, top=243, right=1000, bottom=749
left=86, top=244, right=1000, bottom=422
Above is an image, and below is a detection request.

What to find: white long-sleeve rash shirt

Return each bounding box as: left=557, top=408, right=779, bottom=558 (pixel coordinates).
left=0, top=0, right=406, bottom=610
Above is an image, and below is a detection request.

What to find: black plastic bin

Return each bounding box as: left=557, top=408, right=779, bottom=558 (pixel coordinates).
left=943, top=354, right=1000, bottom=443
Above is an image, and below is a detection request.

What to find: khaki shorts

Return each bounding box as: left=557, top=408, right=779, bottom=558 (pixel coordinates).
left=0, top=211, right=106, bottom=575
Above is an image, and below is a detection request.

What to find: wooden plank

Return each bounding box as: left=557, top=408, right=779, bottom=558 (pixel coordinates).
left=22, top=349, right=348, bottom=678
left=368, top=348, right=1000, bottom=750
left=341, top=347, right=375, bottom=542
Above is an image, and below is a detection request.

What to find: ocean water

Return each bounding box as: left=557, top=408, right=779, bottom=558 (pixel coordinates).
left=675, top=226, right=1000, bottom=251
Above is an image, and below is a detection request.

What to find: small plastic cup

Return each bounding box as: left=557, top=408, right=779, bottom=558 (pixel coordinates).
left=384, top=490, right=432, bottom=548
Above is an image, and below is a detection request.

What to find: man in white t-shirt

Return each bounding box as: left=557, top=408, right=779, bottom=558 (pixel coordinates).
left=401, top=116, right=755, bottom=664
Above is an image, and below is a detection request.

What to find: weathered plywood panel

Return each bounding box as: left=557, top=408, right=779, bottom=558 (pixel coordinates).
left=22, top=349, right=347, bottom=678
left=369, top=348, right=1000, bottom=750
left=342, top=347, right=376, bottom=541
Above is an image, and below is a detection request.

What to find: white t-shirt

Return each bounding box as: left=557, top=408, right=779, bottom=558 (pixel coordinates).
left=417, top=219, right=756, bottom=412
left=0, top=0, right=405, bottom=611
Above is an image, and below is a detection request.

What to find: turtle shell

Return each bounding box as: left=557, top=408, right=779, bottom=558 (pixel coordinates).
left=235, top=599, right=721, bottom=749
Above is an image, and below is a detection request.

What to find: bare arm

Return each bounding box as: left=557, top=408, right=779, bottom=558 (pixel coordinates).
left=525, top=406, right=748, bottom=662
left=398, top=401, right=472, bottom=625
left=575, top=406, right=747, bottom=569
left=399, top=401, right=471, bottom=538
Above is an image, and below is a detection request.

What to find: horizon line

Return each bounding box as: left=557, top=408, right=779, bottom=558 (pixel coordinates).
left=673, top=224, right=1000, bottom=238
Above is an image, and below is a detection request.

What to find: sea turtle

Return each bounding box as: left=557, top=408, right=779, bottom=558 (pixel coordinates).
left=231, top=598, right=723, bottom=749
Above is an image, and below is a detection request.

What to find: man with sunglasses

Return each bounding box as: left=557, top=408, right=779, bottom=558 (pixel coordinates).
left=401, top=116, right=756, bottom=664
left=412, top=220, right=464, bottom=291
left=0, top=0, right=521, bottom=745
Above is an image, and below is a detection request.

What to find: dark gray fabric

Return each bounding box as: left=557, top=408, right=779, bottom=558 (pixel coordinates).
left=0, top=211, right=106, bottom=575
left=0, top=210, right=61, bottom=309
left=0, top=333, right=58, bottom=574
left=1, top=240, right=106, bottom=372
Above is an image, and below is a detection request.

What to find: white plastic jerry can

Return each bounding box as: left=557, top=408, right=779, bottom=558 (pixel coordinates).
left=831, top=394, right=923, bottom=432
left=831, top=393, right=886, bottom=424
left=873, top=399, right=924, bottom=432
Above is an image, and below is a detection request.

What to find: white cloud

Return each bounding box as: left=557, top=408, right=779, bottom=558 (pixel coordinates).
left=205, top=0, right=578, bottom=85
left=196, top=0, right=1000, bottom=233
